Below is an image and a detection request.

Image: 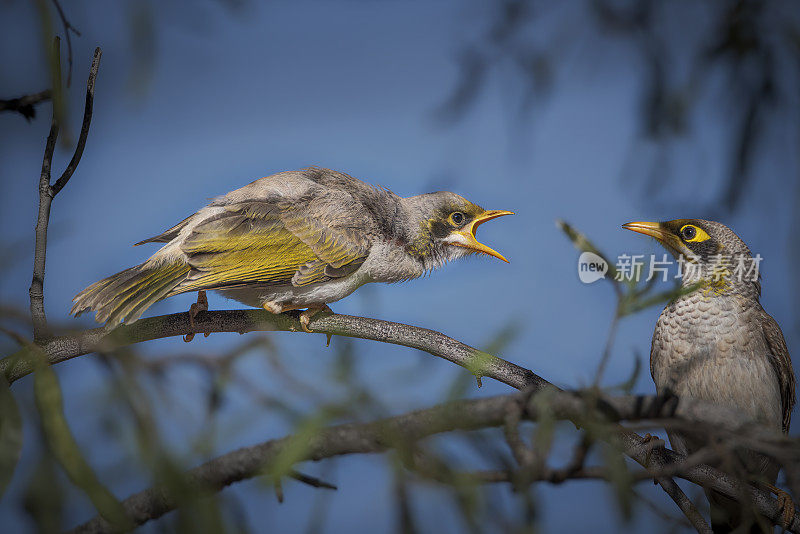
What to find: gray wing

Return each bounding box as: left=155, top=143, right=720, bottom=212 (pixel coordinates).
left=760, top=310, right=796, bottom=433
left=134, top=214, right=193, bottom=246
left=170, top=169, right=395, bottom=291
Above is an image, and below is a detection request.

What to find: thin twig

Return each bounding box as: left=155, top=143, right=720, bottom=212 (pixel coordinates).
left=288, top=470, right=337, bottom=491
left=29, top=38, right=62, bottom=341
left=50, top=0, right=81, bottom=87
left=0, top=325, right=29, bottom=346
left=593, top=310, right=621, bottom=387
left=52, top=47, right=101, bottom=195
left=28, top=44, right=101, bottom=342
left=655, top=476, right=712, bottom=533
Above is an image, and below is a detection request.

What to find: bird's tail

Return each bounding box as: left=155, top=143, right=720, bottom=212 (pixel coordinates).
left=71, top=261, right=190, bottom=326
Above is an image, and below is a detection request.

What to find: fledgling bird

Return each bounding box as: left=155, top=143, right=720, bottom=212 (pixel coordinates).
left=72, top=167, right=513, bottom=332
left=623, top=219, right=796, bottom=533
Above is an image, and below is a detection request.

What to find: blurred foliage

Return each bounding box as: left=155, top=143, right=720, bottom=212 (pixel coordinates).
left=557, top=218, right=702, bottom=386
left=23, top=454, right=64, bottom=533
left=440, top=0, right=800, bottom=216
left=126, top=0, right=157, bottom=97
left=33, top=0, right=68, bottom=141
left=32, top=348, right=131, bottom=530
left=0, top=243, right=696, bottom=532
left=0, top=374, right=22, bottom=497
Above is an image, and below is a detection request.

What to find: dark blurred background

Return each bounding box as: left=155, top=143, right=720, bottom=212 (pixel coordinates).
left=1, top=1, right=799, bottom=532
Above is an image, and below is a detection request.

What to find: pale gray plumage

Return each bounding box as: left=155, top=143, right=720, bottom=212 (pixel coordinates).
left=72, top=167, right=512, bottom=327
left=625, top=218, right=795, bottom=533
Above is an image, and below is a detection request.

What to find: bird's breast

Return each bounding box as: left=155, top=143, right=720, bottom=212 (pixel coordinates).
left=360, top=240, right=425, bottom=283
left=651, top=292, right=782, bottom=430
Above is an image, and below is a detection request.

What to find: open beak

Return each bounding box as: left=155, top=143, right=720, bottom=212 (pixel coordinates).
left=449, top=209, right=514, bottom=263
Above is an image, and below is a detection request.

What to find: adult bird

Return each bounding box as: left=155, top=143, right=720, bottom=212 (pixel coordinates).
left=72, top=167, right=513, bottom=333
left=623, top=219, right=796, bottom=532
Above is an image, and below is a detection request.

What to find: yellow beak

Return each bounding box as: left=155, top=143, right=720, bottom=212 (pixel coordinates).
left=449, top=209, right=514, bottom=263
left=621, top=221, right=668, bottom=241
left=622, top=220, right=684, bottom=253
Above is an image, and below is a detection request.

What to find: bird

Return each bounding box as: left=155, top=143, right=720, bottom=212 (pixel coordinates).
left=623, top=219, right=796, bottom=532
left=71, top=167, right=513, bottom=334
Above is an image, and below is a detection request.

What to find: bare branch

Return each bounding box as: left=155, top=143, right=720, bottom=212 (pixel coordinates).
left=29, top=38, right=62, bottom=341
left=28, top=44, right=101, bottom=342
left=654, top=476, right=711, bottom=534
left=1, top=310, right=544, bottom=389
left=52, top=47, right=101, bottom=195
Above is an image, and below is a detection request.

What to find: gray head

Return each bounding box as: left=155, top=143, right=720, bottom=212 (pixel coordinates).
left=398, top=192, right=513, bottom=267
left=622, top=219, right=759, bottom=293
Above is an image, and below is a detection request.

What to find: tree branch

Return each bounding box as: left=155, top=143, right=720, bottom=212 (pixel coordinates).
left=29, top=38, right=61, bottom=340
left=1, top=310, right=544, bottom=389
left=0, top=90, right=52, bottom=120
left=28, top=44, right=101, bottom=342
left=5, top=310, right=795, bottom=531
left=51, top=47, right=100, bottom=195
left=67, top=390, right=800, bottom=533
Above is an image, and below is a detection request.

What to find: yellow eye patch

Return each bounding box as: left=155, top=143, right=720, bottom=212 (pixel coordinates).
left=679, top=224, right=711, bottom=243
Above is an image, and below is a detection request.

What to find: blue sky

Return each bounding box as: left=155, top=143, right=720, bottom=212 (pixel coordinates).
left=1, top=1, right=798, bottom=532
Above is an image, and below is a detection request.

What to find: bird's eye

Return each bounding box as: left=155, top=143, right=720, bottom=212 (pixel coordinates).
left=679, top=224, right=711, bottom=243
left=450, top=212, right=465, bottom=225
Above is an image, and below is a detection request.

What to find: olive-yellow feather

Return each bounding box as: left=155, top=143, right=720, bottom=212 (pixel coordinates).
left=72, top=167, right=513, bottom=327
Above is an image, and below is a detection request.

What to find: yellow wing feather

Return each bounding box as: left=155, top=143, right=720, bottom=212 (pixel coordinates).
left=173, top=202, right=367, bottom=293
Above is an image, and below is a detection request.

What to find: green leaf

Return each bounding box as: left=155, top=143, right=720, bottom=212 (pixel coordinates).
left=603, top=443, right=634, bottom=521
left=445, top=322, right=523, bottom=400
left=267, top=412, right=332, bottom=483
left=619, top=281, right=701, bottom=317
left=609, top=353, right=641, bottom=395
left=482, top=321, right=522, bottom=356
left=0, top=373, right=22, bottom=497
left=556, top=219, right=620, bottom=282
left=24, top=455, right=63, bottom=534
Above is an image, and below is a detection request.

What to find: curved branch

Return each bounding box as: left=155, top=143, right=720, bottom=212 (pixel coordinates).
left=51, top=46, right=101, bottom=195
left=2, top=309, right=544, bottom=389
left=68, top=390, right=800, bottom=533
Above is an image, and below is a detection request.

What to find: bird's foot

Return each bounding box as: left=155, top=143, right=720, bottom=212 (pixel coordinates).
left=183, top=290, right=209, bottom=343
left=299, top=305, right=333, bottom=333
left=640, top=433, right=665, bottom=450
left=262, top=301, right=283, bottom=315
left=640, top=433, right=664, bottom=483
left=261, top=301, right=333, bottom=334
left=763, top=483, right=796, bottom=528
